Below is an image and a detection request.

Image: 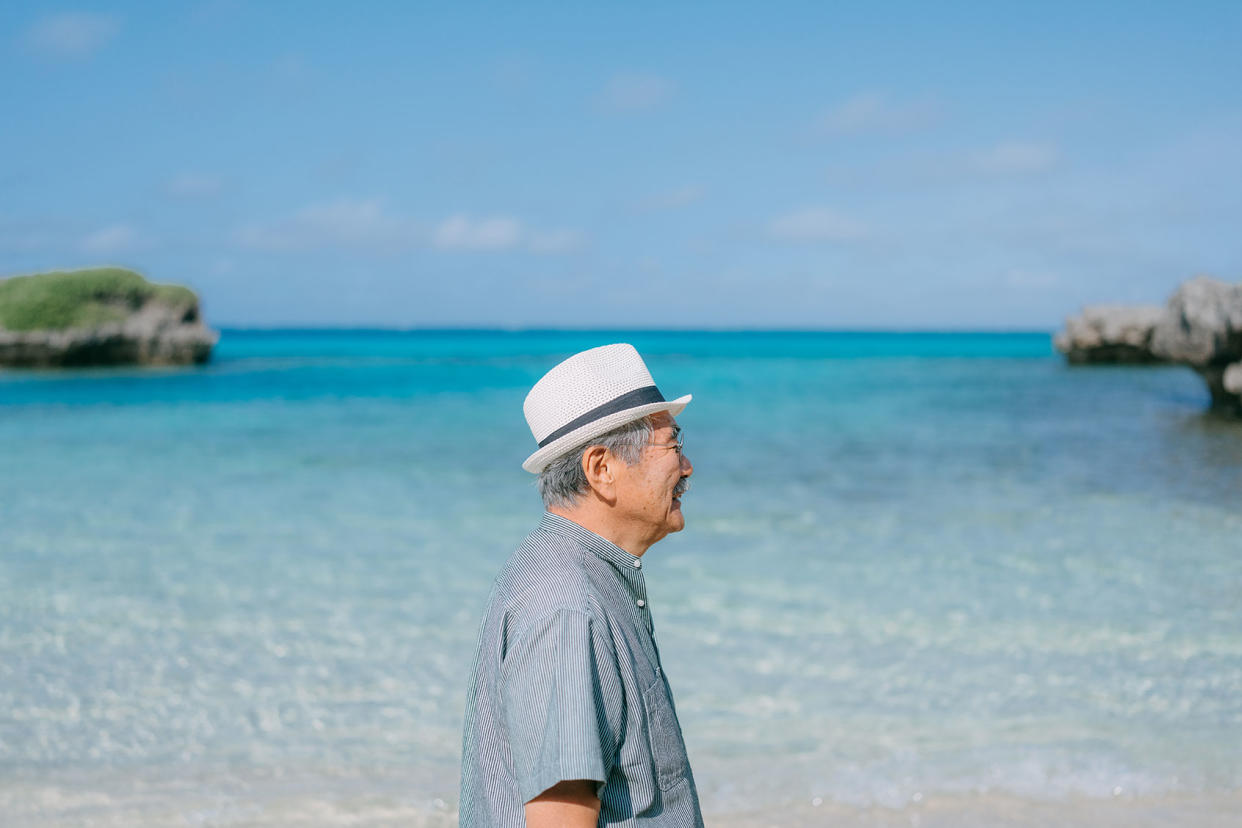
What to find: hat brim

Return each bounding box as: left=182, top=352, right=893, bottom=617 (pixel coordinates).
left=522, top=393, right=692, bottom=473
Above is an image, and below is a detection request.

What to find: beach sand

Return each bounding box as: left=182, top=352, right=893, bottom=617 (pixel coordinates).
left=6, top=773, right=1241, bottom=828
left=710, top=792, right=1242, bottom=827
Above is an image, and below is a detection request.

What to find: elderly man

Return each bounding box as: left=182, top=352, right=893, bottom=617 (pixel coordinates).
left=460, top=343, right=703, bottom=827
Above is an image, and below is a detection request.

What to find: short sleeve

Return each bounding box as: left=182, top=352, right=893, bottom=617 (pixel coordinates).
left=500, top=607, right=622, bottom=803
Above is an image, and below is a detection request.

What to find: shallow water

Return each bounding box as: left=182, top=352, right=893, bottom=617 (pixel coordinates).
left=2, top=331, right=1240, bottom=824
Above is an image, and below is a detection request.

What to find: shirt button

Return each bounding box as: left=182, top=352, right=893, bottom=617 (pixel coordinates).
left=633, top=560, right=641, bottom=569
left=636, top=599, right=646, bottom=608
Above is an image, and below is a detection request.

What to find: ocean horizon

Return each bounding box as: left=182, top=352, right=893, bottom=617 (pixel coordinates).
left=3, top=329, right=1240, bottom=826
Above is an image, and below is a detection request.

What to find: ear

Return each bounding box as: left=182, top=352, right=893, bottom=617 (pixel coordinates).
left=581, top=445, right=618, bottom=504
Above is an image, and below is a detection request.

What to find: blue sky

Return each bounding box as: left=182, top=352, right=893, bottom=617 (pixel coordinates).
left=2, top=2, right=1239, bottom=328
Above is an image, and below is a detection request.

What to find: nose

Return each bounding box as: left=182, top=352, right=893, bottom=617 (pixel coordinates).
left=680, top=451, right=693, bottom=477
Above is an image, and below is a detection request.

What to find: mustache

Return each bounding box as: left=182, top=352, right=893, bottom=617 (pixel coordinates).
left=673, top=477, right=691, bottom=498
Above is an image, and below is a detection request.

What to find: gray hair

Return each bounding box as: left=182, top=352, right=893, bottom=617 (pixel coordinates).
left=537, top=416, right=654, bottom=508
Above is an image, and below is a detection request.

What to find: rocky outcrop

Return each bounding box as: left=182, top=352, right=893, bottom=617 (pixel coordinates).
left=1149, top=277, right=1242, bottom=414
left=1053, top=305, right=1166, bottom=364
left=1056, top=275, right=1242, bottom=416
left=0, top=304, right=218, bottom=368
left=0, top=268, right=218, bottom=368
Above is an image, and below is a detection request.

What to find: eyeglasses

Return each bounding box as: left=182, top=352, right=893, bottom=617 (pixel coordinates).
left=647, top=428, right=684, bottom=457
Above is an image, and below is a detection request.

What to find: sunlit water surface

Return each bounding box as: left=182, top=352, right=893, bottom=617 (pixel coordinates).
left=2, top=331, right=1240, bottom=825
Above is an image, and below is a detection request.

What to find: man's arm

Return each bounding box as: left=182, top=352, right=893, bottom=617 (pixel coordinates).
left=524, top=779, right=600, bottom=827
left=502, top=609, right=621, bottom=818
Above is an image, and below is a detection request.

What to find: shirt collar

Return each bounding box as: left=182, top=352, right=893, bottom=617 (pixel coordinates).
left=538, top=512, right=646, bottom=589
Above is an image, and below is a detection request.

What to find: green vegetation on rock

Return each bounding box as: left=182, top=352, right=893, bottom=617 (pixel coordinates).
left=0, top=267, right=198, bottom=332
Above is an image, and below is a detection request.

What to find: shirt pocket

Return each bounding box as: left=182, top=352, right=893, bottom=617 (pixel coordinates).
left=642, top=678, right=689, bottom=791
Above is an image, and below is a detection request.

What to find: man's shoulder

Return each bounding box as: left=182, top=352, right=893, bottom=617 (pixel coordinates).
left=490, top=524, right=600, bottom=625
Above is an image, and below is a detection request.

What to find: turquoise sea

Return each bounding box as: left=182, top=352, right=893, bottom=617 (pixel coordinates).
left=2, top=331, right=1241, bottom=826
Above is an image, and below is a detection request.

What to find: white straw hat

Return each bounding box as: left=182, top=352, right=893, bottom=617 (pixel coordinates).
left=522, top=343, right=692, bottom=473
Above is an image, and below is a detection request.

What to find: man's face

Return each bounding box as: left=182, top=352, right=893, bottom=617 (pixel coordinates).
left=612, top=412, right=693, bottom=547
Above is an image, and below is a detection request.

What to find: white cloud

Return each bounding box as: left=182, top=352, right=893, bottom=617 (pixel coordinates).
left=433, top=215, right=523, bottom=251
left=24, top=13, right=119, bottom=58
left=237, top=199, right=416, bottom=250
left=238, top=202, right=581, bottom=255
left=817, top=92, right=938, bottom=135
left=639, top=185, right=705, bottom=211
left=527, top=228, right=584, bottom=254
left=166, top=173, right=222, bottom=198
left=81, top=224, right=139, bottom=254
left=597, top=73, right=674, bottom=113
left=433, top=216, right=583, bottom=253
left=973, top=142, right=1059, bottom=175
left=767, top=207, right=869, bottom=242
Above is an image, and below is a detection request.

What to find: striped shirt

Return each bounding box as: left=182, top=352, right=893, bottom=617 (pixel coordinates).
left=460, top=512, right=704, bottom=827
